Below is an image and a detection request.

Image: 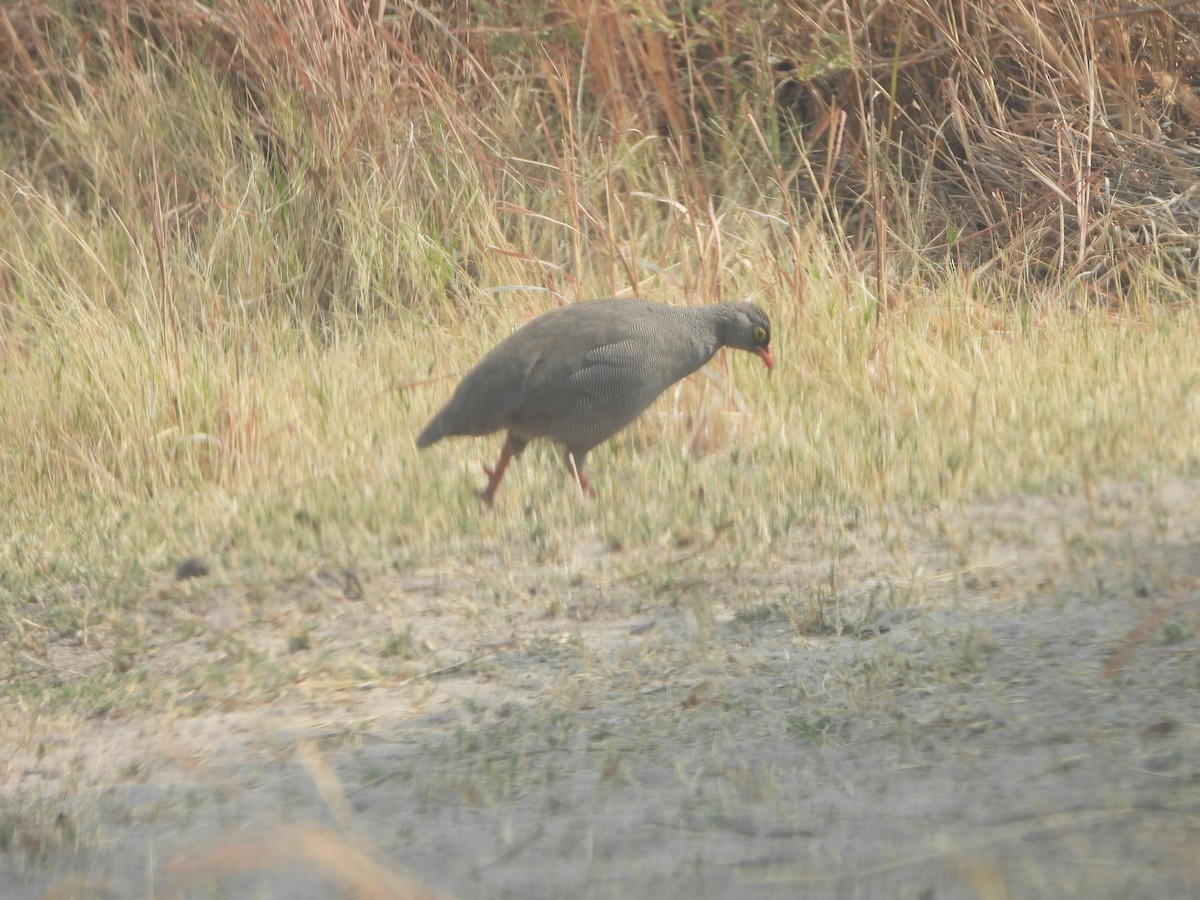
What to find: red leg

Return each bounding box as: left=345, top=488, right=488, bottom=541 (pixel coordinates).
left=565, top=453, right=594, bottom=498
left=479, top=437, right=516, bottom=507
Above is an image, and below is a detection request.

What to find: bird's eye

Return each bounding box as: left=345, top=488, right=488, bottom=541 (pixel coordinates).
left=754, top=325, right=768, bottom=344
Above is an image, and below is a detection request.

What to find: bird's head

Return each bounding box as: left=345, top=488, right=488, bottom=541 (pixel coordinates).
left=723, top=302, right=773, bottom=371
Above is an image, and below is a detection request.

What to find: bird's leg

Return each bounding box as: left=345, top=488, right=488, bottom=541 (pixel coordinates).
left=479, top=434, right=524, bottom=506
left=479, top=439, right=514, bottom=507
left=565, top=453, right=594, bottom=498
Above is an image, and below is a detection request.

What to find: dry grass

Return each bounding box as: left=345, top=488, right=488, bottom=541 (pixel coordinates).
left=1, top=0, right=1199, bottom=721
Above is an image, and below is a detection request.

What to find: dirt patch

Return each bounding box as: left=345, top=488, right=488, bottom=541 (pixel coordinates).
left=2, top=480, right=1199, bottom=899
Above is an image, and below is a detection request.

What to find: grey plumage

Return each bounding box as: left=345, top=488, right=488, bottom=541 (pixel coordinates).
left=418, top=298, right=773, bottom=505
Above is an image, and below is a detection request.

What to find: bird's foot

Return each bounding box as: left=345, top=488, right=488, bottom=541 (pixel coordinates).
left=479, top=462, right=501, bottom=506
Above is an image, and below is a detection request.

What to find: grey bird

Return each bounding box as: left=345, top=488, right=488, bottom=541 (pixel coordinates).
left=417, top=298, right=773, bottom=505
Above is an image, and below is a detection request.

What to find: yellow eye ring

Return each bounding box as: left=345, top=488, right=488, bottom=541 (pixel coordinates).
left=754, top=325, right=767, bottom=344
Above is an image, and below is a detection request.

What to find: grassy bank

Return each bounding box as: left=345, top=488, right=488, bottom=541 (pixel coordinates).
left=5, top=257, right=1199, bottom=590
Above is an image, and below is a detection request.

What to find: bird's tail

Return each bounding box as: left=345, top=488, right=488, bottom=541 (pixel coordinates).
left=416, top=418, right=445, bottom=448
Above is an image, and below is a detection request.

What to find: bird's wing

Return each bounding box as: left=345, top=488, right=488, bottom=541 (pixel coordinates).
left=551, top=337, right=679, bottom=453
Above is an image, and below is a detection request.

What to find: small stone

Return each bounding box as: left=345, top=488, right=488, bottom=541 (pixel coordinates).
left=175, top=557, right=210, bottom=580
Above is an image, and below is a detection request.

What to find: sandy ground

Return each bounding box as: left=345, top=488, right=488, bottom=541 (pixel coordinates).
left=2, top=479, right=1199, bottom=899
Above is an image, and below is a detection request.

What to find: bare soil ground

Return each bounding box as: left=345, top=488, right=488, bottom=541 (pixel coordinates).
left=3, top=479, right=1199, bottom=899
